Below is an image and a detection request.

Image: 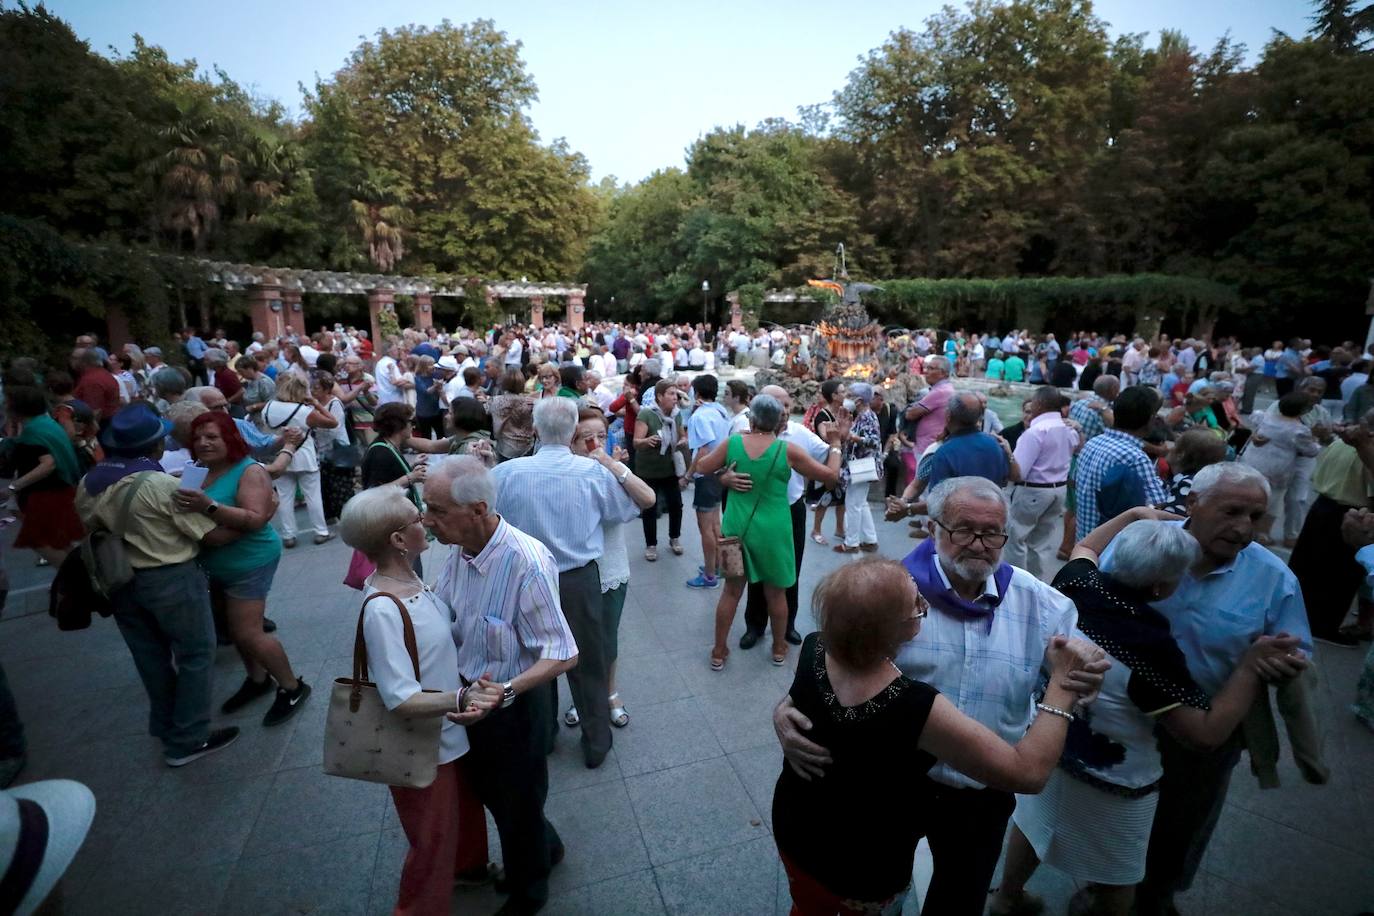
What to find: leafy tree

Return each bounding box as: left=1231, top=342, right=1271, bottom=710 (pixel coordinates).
left=1308, top=0, right=1374, bottom=52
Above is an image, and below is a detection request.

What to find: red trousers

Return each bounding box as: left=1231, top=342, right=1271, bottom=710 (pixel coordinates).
left=388, top=758, right=489, bottom=916
left=780, top=850, right=907, bottom=916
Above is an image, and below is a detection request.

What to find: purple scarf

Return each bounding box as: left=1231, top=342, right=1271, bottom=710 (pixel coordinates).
left=83, top=457, right=164, bottom=496
left=902, top=537, right=1014, bottom=625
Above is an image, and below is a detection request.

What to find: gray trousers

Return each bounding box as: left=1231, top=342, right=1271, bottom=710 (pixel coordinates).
left=112, top=561, right=216, bottom=757
left=558, top=562, right=611, bottom=762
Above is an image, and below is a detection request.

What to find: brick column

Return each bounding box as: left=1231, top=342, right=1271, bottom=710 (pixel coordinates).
left=281, top=289, right=305, bottom=339
left=368, top=288, right=396, bottom=346
left=414, top=292, right=434, bottom=331
left=529, top=295, right=545, bottom=330
left=247, top=283, right=286, bottom=342
left=567, top=293, right=585, bottom=331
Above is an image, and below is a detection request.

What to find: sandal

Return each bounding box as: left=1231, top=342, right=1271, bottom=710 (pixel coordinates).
left=645, top=546, right=658, bottom=561
left=710, top=649, right=729, bottom=671
left=833, top=544, right=859, bottom=554
left=810, top=533, right=828, bottom=546
left=564, top=705, right=580, bottom=727
left=608, top=693, right=629, bottom=727
left=859, top=542, right=879, bottom=553
left=771, top=649, right=787, bottom=667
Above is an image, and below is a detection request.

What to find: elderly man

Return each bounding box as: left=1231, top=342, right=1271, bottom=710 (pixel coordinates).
left=1068, top=374, right=1118, bottom=444
left=76, top=404, right=239, bottom=766
left=1100, top=463, right=1312, bottom=916
left=204, top=348, right=244, bottom=411
left=184, top=386, right=283, bottom=454
left=903, top=355, right=956, bottom=462
left=1005, top=387, right=1081, bottom=579
left=71, top=348, right=121, bottom=422
left=1073, top=385, right=1169, bottom=537
left=775, top=476, right=1106, bottom=916
left=734, top=385, right=838, bottom=648
left=426, top=457, right=579, bottom=916
left=488, top=398, right=650, bottom=768
left=1120, top=338, right=1147, bottom=386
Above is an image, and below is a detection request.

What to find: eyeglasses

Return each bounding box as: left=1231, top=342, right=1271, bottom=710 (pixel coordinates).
left=394, top=512, right=423, bottom=538
left=932, top=519, right=1009, bottom=549
left=909, top=592, right=930, bottom=623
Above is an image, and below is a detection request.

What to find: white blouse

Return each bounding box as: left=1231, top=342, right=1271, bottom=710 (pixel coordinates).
left=599, top=522, right=630, bottom=593
left=361, top=585, right=469, bottom=765
left=261, top=399, right=318, bottom=472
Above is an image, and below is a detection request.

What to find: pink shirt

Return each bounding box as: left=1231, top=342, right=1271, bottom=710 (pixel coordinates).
left=913, top=380, right=954, bottom=455
left=1012, top=412, right=1080, bottom=484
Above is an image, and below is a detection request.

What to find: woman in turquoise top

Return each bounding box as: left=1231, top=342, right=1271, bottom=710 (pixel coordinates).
left=172, top=411, right=311, bottom=728
left=985, top=350, right=1007, bottom=381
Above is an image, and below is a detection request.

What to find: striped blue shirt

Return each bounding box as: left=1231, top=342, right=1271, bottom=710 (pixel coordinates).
left=489, top=444, right=641, bottom=572
left=435, top=518, right=578, bottom=684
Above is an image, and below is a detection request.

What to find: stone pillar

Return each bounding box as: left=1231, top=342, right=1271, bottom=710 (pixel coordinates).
left=281, top=289, right=305, bottom=339
left=567, top=293, right=585, bottom=331
left=105, top=305, right=132, bottom=351
left=529, top=295, right=545, bottom=330
left=414, top=293, right=434, bottom=331
left=247, top=283, right=286, bottom=342
left=728, top=293, right=743, bottom=330
left=368, top=288, right=395, bottom=346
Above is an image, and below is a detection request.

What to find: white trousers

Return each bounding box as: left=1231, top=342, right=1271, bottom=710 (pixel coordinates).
left=273, top=469, right=328, bottom=539
left=843, top=480, right=877, bottom=548
left=1005, top=484, right=1068, bottom=580
left=1285, top=455, right=1316, bottom=542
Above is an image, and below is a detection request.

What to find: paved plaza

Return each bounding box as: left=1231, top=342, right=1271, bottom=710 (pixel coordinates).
left=2, top=500, right=1373, bottom=915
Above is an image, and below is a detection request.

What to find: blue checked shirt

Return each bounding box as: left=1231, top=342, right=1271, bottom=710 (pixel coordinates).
left=489, top=444, right=641, bottom=573
left=1068, top=396, right=1108, bottom=443
left=1074, top=429, right=1169, bottom=536
left=894, top=563, right=1077, bottom=789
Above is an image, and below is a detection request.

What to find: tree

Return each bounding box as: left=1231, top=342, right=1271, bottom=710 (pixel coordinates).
left=1308, top=0, right=1374, bottom=52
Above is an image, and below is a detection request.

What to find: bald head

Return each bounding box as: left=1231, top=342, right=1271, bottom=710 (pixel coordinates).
left=947, top=392, right=983, bottom=431
left=760, top=385, right=791, bottom=412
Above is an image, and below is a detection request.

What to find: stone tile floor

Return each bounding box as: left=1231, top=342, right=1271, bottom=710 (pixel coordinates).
left=2, top=500, right=1373, bottom=915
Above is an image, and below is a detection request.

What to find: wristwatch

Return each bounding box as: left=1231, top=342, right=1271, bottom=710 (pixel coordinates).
left=500, top=681, right=516, bottom=708
left=615, top=465, right=631, bottom=484
left=205, top=502, right=220, bottom=516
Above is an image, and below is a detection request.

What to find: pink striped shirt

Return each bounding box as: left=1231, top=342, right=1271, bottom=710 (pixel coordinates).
left=435, top=517, right=579, bottom=683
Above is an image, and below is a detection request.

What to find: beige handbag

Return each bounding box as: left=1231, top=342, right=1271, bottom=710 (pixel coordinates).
left=717, top=440, right=784, bottom=580
left=323, top=592, right=443, bottom=788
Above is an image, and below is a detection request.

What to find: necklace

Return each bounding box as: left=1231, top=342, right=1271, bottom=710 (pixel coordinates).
left=372, top=570, right=425, bottom=591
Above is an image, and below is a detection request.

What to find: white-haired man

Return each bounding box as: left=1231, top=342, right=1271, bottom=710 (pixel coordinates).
left=775, top=475, right=1107, bottom=916
left=425, top=457, right=578, bottom=916
left=488, top=398, right=651, bottom=769
left=1100, top=462, right=1312, bottom=916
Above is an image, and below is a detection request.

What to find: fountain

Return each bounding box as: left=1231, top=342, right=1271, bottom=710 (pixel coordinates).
left=811, top=244, right=885, bottom=381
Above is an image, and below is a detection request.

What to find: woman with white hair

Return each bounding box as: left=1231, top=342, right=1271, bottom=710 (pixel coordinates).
left=991, top=507, right=1300, bottom=916
left=337, top=485, right=501, bottom=913
left=696, top=394, right=845, bottom=668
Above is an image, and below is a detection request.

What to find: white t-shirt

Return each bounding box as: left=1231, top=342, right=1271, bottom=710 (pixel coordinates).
left=260, top=399, right=318, bottom=472
left=361, top=586, right=469, bottom=765
left=504, top=339, right=523, bottom=366
left=373, top=356, right=403, bottom=405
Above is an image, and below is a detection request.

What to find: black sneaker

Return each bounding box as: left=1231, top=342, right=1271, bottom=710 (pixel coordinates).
left=220, top=676, right=275, bottom=714
left=262, top=617, right=278, bottom=633
left=165, top=727, right=240, bottom=767
left=263, top=679, right=311, bottom=727
left=784, top=628, right=803, bottom=646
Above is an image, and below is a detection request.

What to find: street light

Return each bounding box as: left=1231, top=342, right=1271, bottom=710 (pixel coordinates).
left=701, top=280, right=710, bottom=328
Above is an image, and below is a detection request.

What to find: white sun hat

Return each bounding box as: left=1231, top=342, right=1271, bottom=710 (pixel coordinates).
left=0, top=779, right=96, bottom=915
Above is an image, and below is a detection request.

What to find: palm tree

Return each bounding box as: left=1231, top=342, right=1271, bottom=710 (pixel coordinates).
left=350, top=172, right=410, bottom=271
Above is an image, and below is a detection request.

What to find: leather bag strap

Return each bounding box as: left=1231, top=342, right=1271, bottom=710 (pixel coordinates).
left=352, top=591, right=423, bottom=700
left=738, top=438, right=785, bottom=541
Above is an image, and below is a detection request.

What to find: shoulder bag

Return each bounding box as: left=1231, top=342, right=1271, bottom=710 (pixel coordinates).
left=323, top=591, right=443, bottom=788
left=717, top=439, right=784, bottom=579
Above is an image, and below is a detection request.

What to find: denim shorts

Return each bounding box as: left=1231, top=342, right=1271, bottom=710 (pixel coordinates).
left=693, top=474, right=723, bottom=510
left=212, top=556, right=281, bottom=601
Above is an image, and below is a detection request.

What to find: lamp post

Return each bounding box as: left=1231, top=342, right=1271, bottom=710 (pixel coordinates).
left=701, top=280, right=710, bottom=328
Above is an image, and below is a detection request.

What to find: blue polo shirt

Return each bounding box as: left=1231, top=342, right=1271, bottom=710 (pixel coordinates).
left=926, top=430, right=1010, bottom=489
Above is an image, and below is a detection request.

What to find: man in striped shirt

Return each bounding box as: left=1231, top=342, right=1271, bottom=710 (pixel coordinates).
left=489, top=398, right=651, bottom=769
left=427, top=456, right=579, bottom=915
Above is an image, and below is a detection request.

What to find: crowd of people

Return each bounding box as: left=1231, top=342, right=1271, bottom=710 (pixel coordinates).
left=0, top=315, right=1371, bottom=916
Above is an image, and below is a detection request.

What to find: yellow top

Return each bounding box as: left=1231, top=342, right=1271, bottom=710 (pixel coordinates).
left=75, top=471, right=217, bottom=568
left=1311, top=441, right=1374, bottom=509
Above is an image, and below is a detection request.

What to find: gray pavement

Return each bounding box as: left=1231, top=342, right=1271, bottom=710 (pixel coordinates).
left=2, top=497, right=1372, bottom=915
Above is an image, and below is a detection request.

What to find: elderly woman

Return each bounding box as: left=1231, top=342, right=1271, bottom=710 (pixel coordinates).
left=239, top=355, right=276, bottom=421
left=488, top=368, right=535, bottom=461
left=311, top=371, right=355, bottom=522
left=807, top=379, right=848, bottom=546
left=337, top=355, right=377, bottom=443
left=1264, top=376, right=1335, bottom=547
left=4, top=385, right=85, bottom=566
left=150, top=365, right=189, bottom=414
left=835, top=382, right=882, bottom=554
left=773, top=557, right=1104, bottom=916
left=337, top=485, right=500, bottom=914
left=991, top=509, right=1298, bottom=916
left=161, top=400, right=209, bottom=477
left=635, top=379, right=686, bottom=561
left=411, top=355, right=446, bottom=440
left=1158, top=428, right=1228, bottom=515
left=533, top=361, right=562, bottom=399
left=447, top=398, right=496, bottom=468
left=697, top=394, right=844, bottom=668
left=172, top=412, right=312, bottom=726
left=1241, top=391, right=1322, bottom=543
left=260, top=374, right=338, bottom=547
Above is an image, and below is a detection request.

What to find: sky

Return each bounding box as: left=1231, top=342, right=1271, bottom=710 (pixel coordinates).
left=45, top=0, right=1314, bottom=184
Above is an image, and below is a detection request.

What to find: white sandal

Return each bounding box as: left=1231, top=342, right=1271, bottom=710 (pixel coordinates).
left=609, top=693, right=629, bottom=728
left=564, top=705, right=580, bottom=727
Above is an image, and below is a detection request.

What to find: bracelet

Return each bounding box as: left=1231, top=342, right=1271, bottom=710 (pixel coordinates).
left=457, top=686, right=470, bottom=712
left=1036, top=702, right=1075, bottom=722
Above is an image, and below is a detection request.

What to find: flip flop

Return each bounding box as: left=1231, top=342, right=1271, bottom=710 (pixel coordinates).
left=810, top=533, right=828, bottom=545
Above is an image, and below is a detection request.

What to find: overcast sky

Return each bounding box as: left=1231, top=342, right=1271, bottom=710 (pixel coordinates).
left=48, top=0, right=1313, bottom=184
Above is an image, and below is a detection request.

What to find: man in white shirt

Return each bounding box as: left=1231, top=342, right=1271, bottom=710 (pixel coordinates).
left=372, top=341, right=406, bottom=406
left=774, top=476, right=1107, bottom=916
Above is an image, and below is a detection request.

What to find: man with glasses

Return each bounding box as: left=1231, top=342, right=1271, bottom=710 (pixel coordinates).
left=775, top=475, right=1107, bottom=916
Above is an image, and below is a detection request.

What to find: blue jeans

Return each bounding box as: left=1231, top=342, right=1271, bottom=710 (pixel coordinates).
left=0, top=660, right=25, bottom=759
left=112, top=561, right=216, bottom=757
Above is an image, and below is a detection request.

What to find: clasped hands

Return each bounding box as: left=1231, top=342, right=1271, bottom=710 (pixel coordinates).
left=447, top=671, right=504, bottom=725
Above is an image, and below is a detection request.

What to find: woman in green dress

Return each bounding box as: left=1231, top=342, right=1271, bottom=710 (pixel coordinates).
left=696, top=394, right=844, bottom=669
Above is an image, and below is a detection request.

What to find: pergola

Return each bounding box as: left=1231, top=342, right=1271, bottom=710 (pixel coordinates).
left=173, top=258, right=587, bottom=343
